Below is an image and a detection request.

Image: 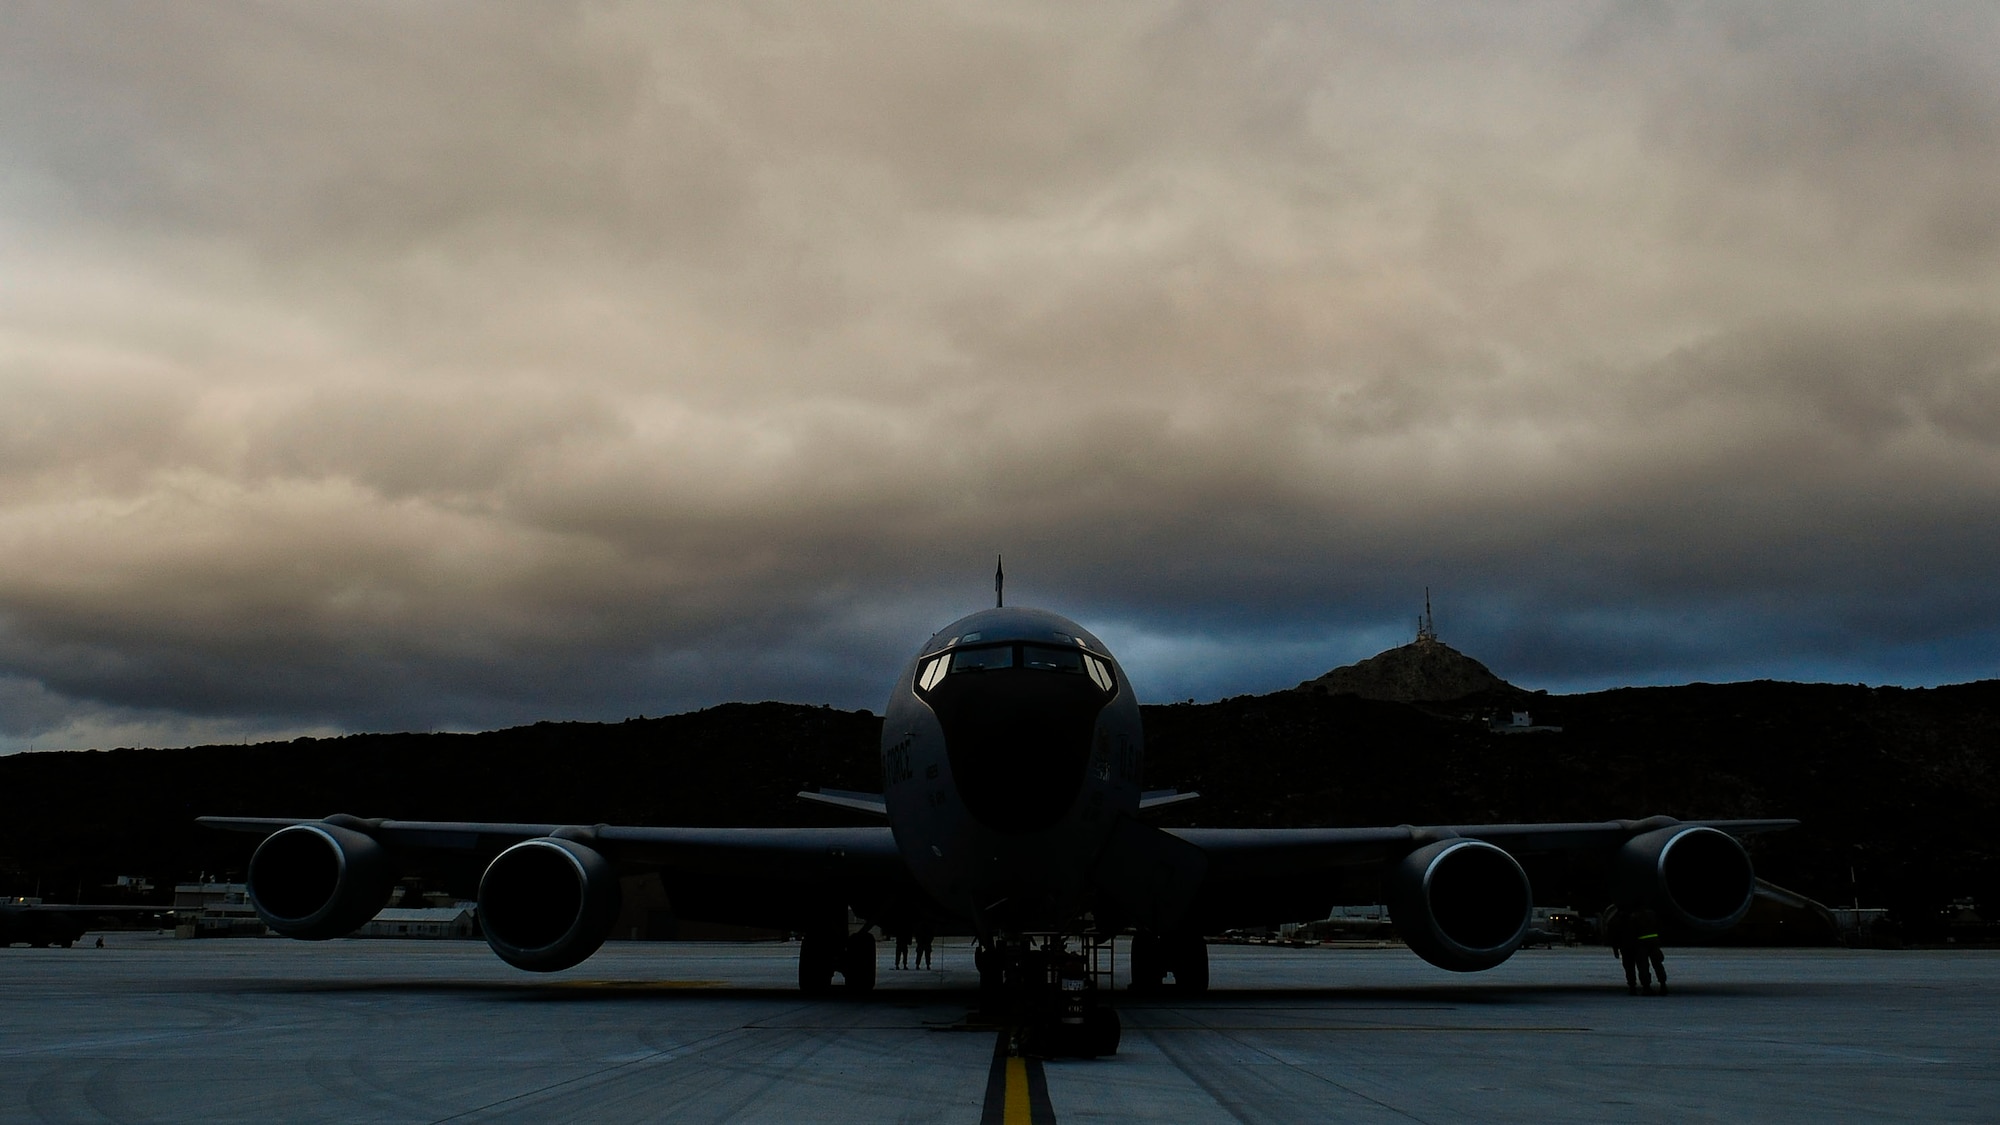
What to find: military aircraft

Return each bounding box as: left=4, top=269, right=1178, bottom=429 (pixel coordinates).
left=202, top=601, right=1794, bottom=1055
left=1, top=899, right=173, bottom=947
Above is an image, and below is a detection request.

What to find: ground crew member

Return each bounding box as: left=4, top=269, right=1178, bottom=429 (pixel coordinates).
left=1609, top=904, right=1668, bottom=995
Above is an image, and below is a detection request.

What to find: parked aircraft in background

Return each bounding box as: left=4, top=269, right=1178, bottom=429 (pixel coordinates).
left=1, top=899, right=172, bottom=947
left=203, top=603, right=1794, bottom=1055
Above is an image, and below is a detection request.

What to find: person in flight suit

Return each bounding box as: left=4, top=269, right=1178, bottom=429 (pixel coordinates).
left=1609, top=904, right=1668, bottom=995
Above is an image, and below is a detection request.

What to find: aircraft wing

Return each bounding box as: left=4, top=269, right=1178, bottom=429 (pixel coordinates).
left=1169, top=817, right=1799, bottom=878
left=197, top=816, right=913, bottom=935
left=199, top=815, right=901, bottom=874
left=0, top=903, right=174, bottom=947
left=1160, top=816, right=1799, bottom=935
left=6, top=903, right=177, bottom=915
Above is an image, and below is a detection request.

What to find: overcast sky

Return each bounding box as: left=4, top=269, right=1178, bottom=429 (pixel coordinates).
left=3, top=2, right=1997, bottom=752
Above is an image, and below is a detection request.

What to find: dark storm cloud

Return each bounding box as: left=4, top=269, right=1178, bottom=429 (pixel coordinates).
left=2, top=3, right=1997, bottom=751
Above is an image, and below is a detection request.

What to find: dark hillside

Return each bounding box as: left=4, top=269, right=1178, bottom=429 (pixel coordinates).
left=1293, top=637, right=1515, bottom=702
left=0, top=703, right=881, bottom=902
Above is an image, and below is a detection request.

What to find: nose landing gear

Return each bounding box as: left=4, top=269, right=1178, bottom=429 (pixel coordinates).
left=977, top=932, right=1122, bottom=1057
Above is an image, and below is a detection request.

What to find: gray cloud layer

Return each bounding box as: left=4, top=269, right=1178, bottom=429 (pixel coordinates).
left=3, top=2, right=1997, bottom=750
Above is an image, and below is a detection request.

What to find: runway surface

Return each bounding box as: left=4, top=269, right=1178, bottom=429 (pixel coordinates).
left=4, top=936, right=1995, bottom=1123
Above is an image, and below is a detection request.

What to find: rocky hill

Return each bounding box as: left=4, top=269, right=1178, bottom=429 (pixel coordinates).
left=1294, top=635, right=1517, bottom=702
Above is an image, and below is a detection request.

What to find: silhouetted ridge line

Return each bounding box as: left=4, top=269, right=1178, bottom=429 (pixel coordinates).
left=1295, top=638, right=1516, bottom=702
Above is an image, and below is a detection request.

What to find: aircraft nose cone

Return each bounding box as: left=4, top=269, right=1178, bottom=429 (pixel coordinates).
left=925, top=670, right=1105, bottom=833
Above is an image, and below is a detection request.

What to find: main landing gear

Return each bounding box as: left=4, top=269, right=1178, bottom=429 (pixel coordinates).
left=1127, top=931, right=1209, bottom=993
left=977, top=933, right=1122, bottom=1058
left=799, top=924, right=877, bottom=993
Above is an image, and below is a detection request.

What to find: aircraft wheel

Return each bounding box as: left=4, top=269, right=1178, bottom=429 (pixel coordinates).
left=1083, top=1006, right=1121, bottom=1056
left=1127, top=933, right=1165, bottom=993
left=799, top=928, right=840, bottom=993
left=1028, top=1008, right=1121, bottom=1058
left=841, top=931, right=877, bottom=992
left=975, top=946, right=1006, bottom=1014
left=1170, top=933, right=1209, bottom=992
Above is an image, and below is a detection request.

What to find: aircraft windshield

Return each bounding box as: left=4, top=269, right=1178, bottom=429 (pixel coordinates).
left=1020, top=645, right=1082, bottom=672
left=917, top=643, right=1115, bottom=695
left=951, top=645, right=1016, bottom=672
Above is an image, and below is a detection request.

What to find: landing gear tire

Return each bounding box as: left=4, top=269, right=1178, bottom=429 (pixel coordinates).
left=799, top=928, right=840, bottom=993
left=1170, top=933, right=1209, bottom=993
left=1127, top=933, right=1165, bottom=993
left=1021, top=1002, right=1121, bottom=1058
left=841, top=931, right=877, bottom=992
left=976, top=945, right=1006, bottom=1015
left=1082, top=1006, right=1122, bottom=1057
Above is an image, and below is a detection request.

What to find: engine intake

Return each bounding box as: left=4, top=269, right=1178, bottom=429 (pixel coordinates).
left=1615, top=825, right=1755, bottom=934
left=478, top=837, right=622, bottom=972
left=247, top=821, right=397, bottom=940
left=1389, top=839, right=1533, bottom=972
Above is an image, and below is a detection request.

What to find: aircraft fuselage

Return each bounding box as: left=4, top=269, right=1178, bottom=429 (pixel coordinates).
left=881, top=607, right=1142, bottom=935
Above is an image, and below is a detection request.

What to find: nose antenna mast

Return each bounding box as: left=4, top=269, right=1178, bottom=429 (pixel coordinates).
left=995, top=555, right=1005, bottom=608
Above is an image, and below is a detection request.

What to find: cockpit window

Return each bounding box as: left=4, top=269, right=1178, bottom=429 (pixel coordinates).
left=917, top=641, right=1116, bottom=695
left=1083, top=654, right=1114, bottom=692
left=917, top=654, right=950, bottom=691
left=1021, top=644, right=1082, bottom=672
left=950, top=645, right=1016, bottom=672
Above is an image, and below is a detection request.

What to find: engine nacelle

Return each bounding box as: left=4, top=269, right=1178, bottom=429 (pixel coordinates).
left=478, top=837, right=622, bottom=972
left=247, top=821, right=397, bottom=940
left=1614, top=825, right=1755, bottom=934
left=1388, top=839, right=1533, bottom=972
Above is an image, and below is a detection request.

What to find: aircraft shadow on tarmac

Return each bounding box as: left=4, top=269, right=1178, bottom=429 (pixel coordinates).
left=211, top=979, right=1799, bottom=1005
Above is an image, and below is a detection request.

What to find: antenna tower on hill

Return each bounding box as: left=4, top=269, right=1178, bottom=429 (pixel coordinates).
left=1416, top=587, right=1438, bottom=646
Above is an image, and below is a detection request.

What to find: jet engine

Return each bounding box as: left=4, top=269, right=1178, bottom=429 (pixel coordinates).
left=247, top=821, right=398, bottom=940
left=1614, top=825, right=1756, bottom=934
left=478, top=837, right=622, bottom=972
left=1388, top=839, right=1533, bottom=972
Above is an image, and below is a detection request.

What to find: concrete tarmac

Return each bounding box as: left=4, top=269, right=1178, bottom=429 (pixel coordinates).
left=3, top=935, right=1995, bottom=1123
